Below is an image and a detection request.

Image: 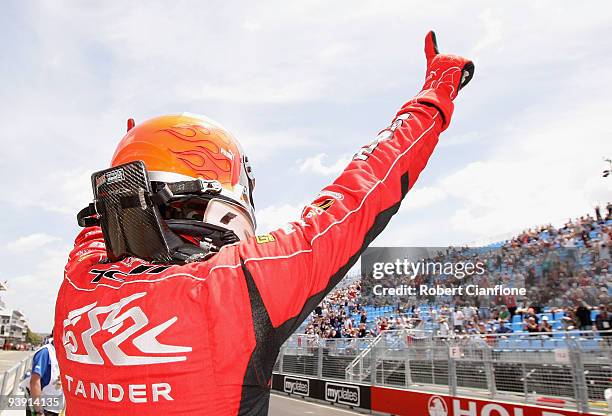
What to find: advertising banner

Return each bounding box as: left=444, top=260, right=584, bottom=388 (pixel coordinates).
left=271, top=374, right=371, bottom=410
left=371, top=386, right=596, bottom=416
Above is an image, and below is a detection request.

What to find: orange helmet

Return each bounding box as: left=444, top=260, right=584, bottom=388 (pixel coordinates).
left=111, top=113, right=256, bottom=240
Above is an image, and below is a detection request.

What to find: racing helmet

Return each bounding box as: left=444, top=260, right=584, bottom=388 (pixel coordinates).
left=78, top=113, right=256, bottom=263
left=112, top=113, right=256, bottom=239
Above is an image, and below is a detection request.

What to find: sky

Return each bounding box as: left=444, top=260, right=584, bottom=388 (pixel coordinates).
left=0, top=1, right=611, bottom=332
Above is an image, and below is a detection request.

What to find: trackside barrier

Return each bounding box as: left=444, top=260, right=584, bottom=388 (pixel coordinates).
left=370, top=387, right=597, bottom=416
left=272, top=374, right=371, bottom=410
left=0, top=353, right=33, bottom=409
left=271, top=375, right=597, bottom=416
left=273, top=331, right=612, bottom=415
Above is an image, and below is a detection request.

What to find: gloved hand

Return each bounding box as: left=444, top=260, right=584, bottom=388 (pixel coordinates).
left=421, top=31, right=474, bottom=101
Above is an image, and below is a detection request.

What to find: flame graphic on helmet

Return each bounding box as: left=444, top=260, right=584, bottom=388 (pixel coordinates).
left=160, top=125, right=235, bottom=186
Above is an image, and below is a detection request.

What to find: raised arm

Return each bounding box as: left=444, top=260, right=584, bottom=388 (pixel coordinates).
left=239, top=31, right=474, bottom=341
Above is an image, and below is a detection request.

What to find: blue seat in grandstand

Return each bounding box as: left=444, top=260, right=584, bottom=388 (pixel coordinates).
left=554, top=311, right=566, bottom=320
left=498, top=340, right=510, bottom=350
left=512, top=322, right=523, bottom=332
left=591, top=310, right=599, bottom=321
left=512, top=315, right=522, bottom=323
left=519, top=340, right=531, bottom=349
left=542, top=339, right=555, bottom=349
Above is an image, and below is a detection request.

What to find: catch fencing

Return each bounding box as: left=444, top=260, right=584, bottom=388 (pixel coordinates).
left=274, top=330, right=612, bottom=414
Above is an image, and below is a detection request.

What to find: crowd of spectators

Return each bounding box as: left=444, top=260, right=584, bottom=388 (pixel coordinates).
left=303, top=204, right=612, bottom=339
left=304, top=282, right=378, bottom=339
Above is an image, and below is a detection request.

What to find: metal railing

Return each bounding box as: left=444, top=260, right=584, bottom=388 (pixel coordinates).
left=0, top=353, right=33, bottom=409
left=274, top=335, right=377, bottom=381
left=275, top=330, right=612, bottom=414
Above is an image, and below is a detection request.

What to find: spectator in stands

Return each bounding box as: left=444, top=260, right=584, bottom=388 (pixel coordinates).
left=343, top=315, right=353, bottom=334
left=356, top=323, right=367, bottom=338
left=379, top=317, right=389, bottom=332
left=594, top=305, right=611, bottom=336
left=498, top=305, right=511, bottom=322
left=496, top=320, right=512, bottom=334
left=413, top=317, right=426, bottom=331
left=525, top=317, right=539, bottom=333
left=574, top=300, right=593, bottom=330
left=464, top=320, right=478, bottom=334
left=561, top=316, right=576, bottom=331
left=540, top=316, right=553, bottom=333
left=463, top=303, right=478, bottom=322
left=598, top=241, right=610, bottom=262
left=476, top=321, right=488, bottom=335
left=453, top=308, right=465, bottom=333
left=523, top=307, right=539, bottom=324
left=438, top=317, right=451, bottom=338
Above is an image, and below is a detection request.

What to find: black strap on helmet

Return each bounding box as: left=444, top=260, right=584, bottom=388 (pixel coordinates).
left=166, top=220, right=240, bottom=246
left=77, top=203, right=98, bottom=227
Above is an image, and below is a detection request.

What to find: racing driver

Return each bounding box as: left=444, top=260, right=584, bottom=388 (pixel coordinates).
left=54, top=31, right=474, bottom=415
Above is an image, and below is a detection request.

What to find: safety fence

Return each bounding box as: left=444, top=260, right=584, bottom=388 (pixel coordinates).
left=0, top=354, right=33, bottom=410
left=273, top=331, right=612, bottom=415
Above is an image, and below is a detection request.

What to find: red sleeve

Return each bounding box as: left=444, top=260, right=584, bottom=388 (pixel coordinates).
left=239, top=90, right=454, bottom=340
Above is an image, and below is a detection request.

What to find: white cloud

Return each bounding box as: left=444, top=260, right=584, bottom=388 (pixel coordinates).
left=1, top=244, right=70, bottom=332
left=235, top=128, right=315, bottom=161
left=256, top=202, right=304, bottom=233
left=471, top=8, right=503, bottom=57
left=0, top=168, right=92, bottom=216
left=173, top=79, right=327, bottom=105
left=439, top=131, right=484, bottom=148
left=399, top=186, right=447, bottom=213
left=298, top=153, right=351, bottom=176
left=242, top=19, right=262, bottom=32
left=432, top=100, right=612, bottom=240
left=5, top=233, right=61, bottom=254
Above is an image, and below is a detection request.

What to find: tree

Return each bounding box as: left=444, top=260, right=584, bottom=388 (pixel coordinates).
left=25, top=328, right=42, bottom=345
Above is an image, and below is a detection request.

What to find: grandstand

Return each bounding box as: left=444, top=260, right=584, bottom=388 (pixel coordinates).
left=302, top=203, right=611, bottom=339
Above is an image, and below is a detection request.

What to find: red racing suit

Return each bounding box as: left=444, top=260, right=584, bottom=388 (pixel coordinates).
left=55, top=85, right=458, bottom=415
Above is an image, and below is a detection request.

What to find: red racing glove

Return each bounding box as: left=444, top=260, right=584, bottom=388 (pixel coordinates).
left=423, top=30, right=474, bottom=99
left=407, top=31, right=475, bottom=128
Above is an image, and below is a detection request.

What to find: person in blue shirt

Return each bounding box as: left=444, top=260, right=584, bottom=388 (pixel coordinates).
left=29, top=337, right=62, bottom=416
left=496, top=320, right=513, bottom=334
